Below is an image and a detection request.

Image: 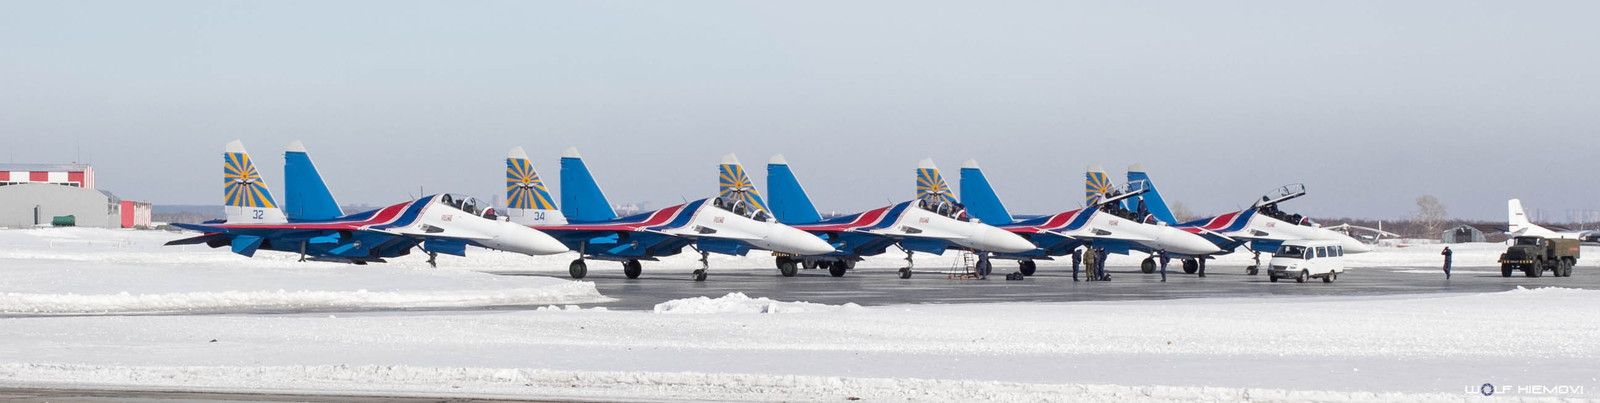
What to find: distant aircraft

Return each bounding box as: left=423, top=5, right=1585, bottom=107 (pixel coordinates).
left=957, top=160, right=1221, bottom=275
left=500, top=147, right=834, bottom=281
left=166, top=141, right=570, bottom=266
left=1507, top=199, right=1600, bottom=243
left=761, top=156, right=1035, bottom=278
left=1119, top=164, right=1372, bottom=274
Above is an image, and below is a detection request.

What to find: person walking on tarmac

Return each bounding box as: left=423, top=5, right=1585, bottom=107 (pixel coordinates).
left=1072, top=247, right=1084, bottom=282
left=1158, top=250, right=1170, bottom=282
left=1442, top=246, right=1453, bottom=279
left=1197, top=257, right=1207, bottom=278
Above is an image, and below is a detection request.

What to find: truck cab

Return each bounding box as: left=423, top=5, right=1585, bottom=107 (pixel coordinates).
left=1266, top=240, right=1346, bottom=283
left=1499, top=236, right=1580, bottom=278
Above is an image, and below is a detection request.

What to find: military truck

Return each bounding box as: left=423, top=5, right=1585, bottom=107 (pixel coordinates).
left=1498, top=236, right=1580, bottom=278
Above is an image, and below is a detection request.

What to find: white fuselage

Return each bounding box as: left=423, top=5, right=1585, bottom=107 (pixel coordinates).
left=392, top=201, right=570, bottom=256
left=874, top=206, right=1036, bottom=253
left=1238, top=214, right=1373, bottom=254
left=1053, top=211, right=1222, bottom=256
left=661, top=203, right=837, bottom=256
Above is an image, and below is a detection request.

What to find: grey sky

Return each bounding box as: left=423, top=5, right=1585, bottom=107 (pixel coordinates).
left=3, top=1, right=1596, bottom=221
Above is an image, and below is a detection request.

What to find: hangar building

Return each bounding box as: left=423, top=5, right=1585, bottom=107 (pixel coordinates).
left=0, top=163, right=150, bottom=228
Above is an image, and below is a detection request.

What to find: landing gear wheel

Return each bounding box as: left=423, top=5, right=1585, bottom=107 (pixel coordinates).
left=623, top=259, right=642, bottom=279
left=1501, top=264, right=1514, bottom=277
left=898, top=267, right=912, bottom=279
left=829, top=264, right=847, bottom=277
left=778, top=259, right=799, bottom=277
left=568, top=259, right=588, bottom=279
left=1182, top=259, right=1198, bottom=274
left=1141, top=258, right=1156, bottom=274
left=1296, top=270, right=1309, bottom=283
left=1246, top=265, right=1259, bottom=276
left=1019, top=260, right=1037, bottom=276
left=693, top=269, right=708, bottom=281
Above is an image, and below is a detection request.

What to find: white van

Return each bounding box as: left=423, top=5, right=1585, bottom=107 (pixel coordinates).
left=1267, top=240, right=1346, bottom=283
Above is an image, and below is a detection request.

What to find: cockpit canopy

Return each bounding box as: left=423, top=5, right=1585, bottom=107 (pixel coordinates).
left=1093, top=180, right=1150, bottom=222
left=915, top=197, right=970, bottom=222
left=438, top=193, right=497, bottom=220
left=713, top=195, right=770, bottom=222
left=1253, top=184, right=1312, bottom=227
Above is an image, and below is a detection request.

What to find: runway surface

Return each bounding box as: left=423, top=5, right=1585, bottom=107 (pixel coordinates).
left=499, top=262, right=1600, bottom=310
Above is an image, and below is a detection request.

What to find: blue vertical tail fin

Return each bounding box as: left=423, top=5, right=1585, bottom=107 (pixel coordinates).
left=1127, top=164, right=1177, bottom=225
left=764, top=154, right=823, bottom=224
left=558, top=147, right=617, bottom=222
left=283, top=141, right=343, bottom=221
left=957, top=159, right=1013, bottom=225
left=718, top=154, right=773, bottom=219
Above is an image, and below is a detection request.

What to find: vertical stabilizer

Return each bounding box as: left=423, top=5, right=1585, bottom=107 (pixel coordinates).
left=506, top=146, right=567, bottom=226
left=222, top=140, right=287, bottom=224
left=718, top=154, right=772, bottom=218
left=1508, top=199, right=1554, bottom=237
left=1127, top=164, right=1178, bottom=224
left=283, top=141, right=343, bottom=221
left=1085, top=163, right=1112, bottom=206
left=958, top=159, right=1013, bottom=225
left=765, top=155, right=823, bottom=224
left=558, top=147, right=617, bottom=222
left=916, top=159, right=957, bottom=205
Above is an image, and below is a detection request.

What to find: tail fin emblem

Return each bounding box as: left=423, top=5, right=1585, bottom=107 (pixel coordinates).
left=224, top=152, right=276, bottom=208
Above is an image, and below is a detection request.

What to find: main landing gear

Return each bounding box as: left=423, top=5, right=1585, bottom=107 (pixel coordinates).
left=426, top=251, right=439, bottom=269
left=1018, top=260, right=1037, bottom=276
left=1141, top=257, right=1156, bottom=274
left=1246, top=251, right=1261, bottom=275
left=569, top=258, right=588, bottom=279
left=623, top=259, right=642, bottom=279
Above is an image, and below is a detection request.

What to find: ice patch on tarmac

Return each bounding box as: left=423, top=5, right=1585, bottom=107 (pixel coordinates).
left=652, top=292, right=864, bottom=314
left=0, top=282, right=610, bottom=315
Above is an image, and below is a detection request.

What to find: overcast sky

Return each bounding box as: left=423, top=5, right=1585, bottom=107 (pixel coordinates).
left=3, top=1, right=1597, bottom=221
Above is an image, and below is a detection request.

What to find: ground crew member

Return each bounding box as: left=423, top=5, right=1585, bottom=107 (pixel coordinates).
left=1081, top=246, right=1097, bottom=282
left=1197, top=257, right=1206, bottom=278
left=1096, top=247, right=1110, bottom=281
left=1071, top=247, right=1083, bottom=282
left=1159, top=251, right=1170, bottom=282
left=1442, top=246, right=1453, bottom=279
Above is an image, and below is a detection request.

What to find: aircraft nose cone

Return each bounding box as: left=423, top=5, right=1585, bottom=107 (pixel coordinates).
left=979, top=225, right=1035, bottom=253
left=1165, top=228, right=1222, bottom=255
left=503, top=222, right=571, bottom=255
left=774, top=225, right=836, bottom=255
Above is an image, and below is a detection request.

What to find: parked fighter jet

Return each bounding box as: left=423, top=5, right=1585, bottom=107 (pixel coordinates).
left=500, top=147, right=834, bottom=281
left=956, top=160, right=1221, bottom=275
left=1507, top=199, right=1600, bottom=243
left=1120, top=164, right=1371, bottom=274
left=166, top=141, right=569, bottom=265
left=760, top=156, right=1034, bottom=278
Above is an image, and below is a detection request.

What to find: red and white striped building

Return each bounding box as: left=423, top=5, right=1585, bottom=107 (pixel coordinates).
left=0, top=163, right=95, bottom=189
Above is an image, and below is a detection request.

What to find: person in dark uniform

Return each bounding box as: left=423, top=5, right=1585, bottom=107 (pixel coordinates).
left=1197, top=257, right=1207, bottom=278
left=1442, top=246, right=1453, bottom=279
left=1159, top=250, right=1170, bottom=282
left=1071, top=247, right=1083, bottom=281
left=1096, top=247, right=1110, bottom=281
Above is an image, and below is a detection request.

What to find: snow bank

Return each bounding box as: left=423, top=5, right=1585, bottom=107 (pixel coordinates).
left=0, top=282, right=608, bottom=315
left=0, top=363, right=1514, bottom=403
left=652, top=292, right=864, bottom=314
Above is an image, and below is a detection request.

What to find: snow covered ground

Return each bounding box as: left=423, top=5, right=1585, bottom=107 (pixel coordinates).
left=1, top=228, right=1596, bottom=401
